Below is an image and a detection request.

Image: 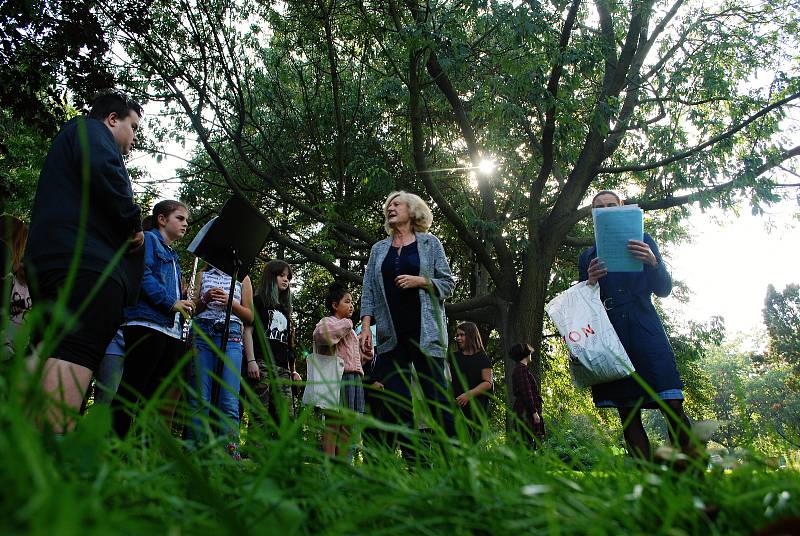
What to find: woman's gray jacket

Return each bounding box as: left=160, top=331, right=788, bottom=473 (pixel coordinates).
left=360, top=232, right=455, bottom=358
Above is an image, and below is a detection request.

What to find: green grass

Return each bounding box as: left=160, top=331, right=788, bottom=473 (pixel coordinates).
left=1, top=348, right=798, bottom=536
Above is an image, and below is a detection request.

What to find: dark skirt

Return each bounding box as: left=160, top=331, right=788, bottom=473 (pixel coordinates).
left=592, top=302, right=683, bottom=408
left=341, top=372, right=365, bottom=413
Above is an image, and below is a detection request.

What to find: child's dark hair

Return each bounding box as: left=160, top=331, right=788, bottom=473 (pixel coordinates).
left=325, top=282, right=350, bottom=314
left=152, top=200, right=187, bottom=221
left=509, top=342, right=533, bottom=363
left=257, top=259, right=293, bottom=315
left=88, top=89, right=143, bottom=121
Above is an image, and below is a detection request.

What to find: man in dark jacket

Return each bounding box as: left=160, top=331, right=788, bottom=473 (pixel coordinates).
left=26, top=90, right=145, bottom=432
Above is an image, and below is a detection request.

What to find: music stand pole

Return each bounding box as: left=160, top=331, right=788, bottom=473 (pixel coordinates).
left=209, top=248, right=241, bottom=411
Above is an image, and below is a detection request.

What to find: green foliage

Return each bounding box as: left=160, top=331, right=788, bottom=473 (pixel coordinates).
left=2, top=351, right=800, bottom=535
left=703, top=339, right=800, bottom=456
left=763, top=283, right=800, bottom=370
left=0, top=111, right=49, bottom=217
left=3, top=274, right=800, bottom=534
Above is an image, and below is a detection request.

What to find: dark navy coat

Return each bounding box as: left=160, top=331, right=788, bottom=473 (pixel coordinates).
left=578, top=233, right=683, bottom=406
left=25, top=117, right=143, bottom=304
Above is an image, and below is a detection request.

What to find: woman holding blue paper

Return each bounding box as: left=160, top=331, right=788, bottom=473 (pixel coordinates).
left=578, top=190, right=691, bottom=461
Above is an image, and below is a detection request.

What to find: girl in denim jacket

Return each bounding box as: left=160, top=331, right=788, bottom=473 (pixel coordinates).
left=111, top=200, right=193, bottom=437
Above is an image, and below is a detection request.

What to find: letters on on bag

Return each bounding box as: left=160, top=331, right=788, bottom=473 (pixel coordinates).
left=545, top=282, right=635, bottom=387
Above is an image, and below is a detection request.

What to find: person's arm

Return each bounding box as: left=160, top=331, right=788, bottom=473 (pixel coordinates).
left=313, top=317, right=354, bottom=346
left=81, top=118, right=142, bottom=235
left=288, top=319, right=302, bottom=381
left=457, top=366, right=492, bottom=406
left=243, top=326, right=259, bottom=380
left=471, top=368, right=493, bottom=396
left=138, top=234, right=176, bottom=314
left=233, top=276, right=254, bottom=324
left=359, top=245, right=378, bottom=352
left=192, top=269, right=206, bottom=311
left=578, top=250, right=589, bottom=282
left=640, top=234, right=672, bottom=297
left=427, top=235, right=455, bottom=300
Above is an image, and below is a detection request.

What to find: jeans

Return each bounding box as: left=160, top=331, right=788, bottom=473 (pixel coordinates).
left=189, top=319, right=243, bottom=441
left=95, top=353, right=124, bottom=405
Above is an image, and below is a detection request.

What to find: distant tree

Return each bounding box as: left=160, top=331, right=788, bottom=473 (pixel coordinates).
left=703, top=341, right=800, bottom=453
left=0, top=0, right=151, bottom=215
left=763, top=284, right=800, bottom=371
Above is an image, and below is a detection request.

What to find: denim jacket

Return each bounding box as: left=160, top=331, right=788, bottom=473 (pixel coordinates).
left=360, top=232, right=455, bottom=358
left=124, top=229, right=183, bottom=328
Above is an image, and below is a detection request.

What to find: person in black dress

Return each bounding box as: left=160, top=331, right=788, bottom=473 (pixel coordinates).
left=450, top=322, right=493, bottom=433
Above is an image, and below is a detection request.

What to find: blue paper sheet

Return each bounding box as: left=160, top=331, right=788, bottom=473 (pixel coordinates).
left=592, top=205, right=644, bottom=272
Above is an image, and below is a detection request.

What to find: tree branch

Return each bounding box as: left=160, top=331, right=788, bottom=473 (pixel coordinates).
left=599, top=91, right=800, bottom=173
left=407, top=41, right=502, bottom=283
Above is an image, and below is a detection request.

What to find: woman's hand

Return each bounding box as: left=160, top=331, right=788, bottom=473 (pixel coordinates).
left=371, top=381, right=384, bottom=390
left=172, top=299, right=195, bottom=316
left=456, top=391, right=472, bottom=407
left=532, top=412, right=541, bottom=425
left=586, top=257, right=608, bottom=285
left=204, top=287, right=228, bottom=304
left=247, top=360, right=260, bottom=381
left=359, top=327, right=373, bottom=354
left=627, top=240, right=658, bottom=267
left=394, top=275, right=427, bottom=290
left=291, top=371, right=302, bottom=382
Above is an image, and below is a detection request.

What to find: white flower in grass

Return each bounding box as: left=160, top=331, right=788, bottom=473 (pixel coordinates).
left=763, top=490, right=791, bottom=518
left=693, top=497, right=706, bottom=510
left=522, top=484, right=552, bottom=496
left=645, top=473, right=661, bottom=486
left=625, top=484, right=643, bottom=501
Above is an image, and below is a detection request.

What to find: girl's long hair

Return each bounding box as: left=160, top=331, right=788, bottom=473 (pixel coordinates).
left=257, top=259, right=293, bottom=316
left=0, top=215, right=28, bottom=284
left=456, top=321, right=485, bottom=355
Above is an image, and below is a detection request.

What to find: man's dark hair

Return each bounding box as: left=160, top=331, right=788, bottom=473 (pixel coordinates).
left=88, top=90, right=143, bottom=121
left=509, top=342, right=533, bottom=363
left=591, top=190, right=622, bottom=205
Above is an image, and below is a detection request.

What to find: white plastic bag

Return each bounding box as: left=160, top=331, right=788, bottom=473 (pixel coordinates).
left=302, top=352, right=345, bottom=410
left=545, top=281, right=634, bottom=387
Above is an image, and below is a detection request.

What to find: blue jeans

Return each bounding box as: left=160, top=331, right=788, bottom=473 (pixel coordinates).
left=189, top=319, right=243, bottom=441
left=95, top=353, right=124, bottom=405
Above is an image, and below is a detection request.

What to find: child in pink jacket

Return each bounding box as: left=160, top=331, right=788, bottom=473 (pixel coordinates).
left=313, top=282, right=372, bottom=457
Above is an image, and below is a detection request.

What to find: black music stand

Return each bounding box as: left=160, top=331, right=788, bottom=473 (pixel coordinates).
left=187, top=195, right=271, bottom=413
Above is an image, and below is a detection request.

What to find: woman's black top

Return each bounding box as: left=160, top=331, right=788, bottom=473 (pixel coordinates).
left=451, top=350, right=491, bottom=401
left=381, top=241, right=421, bottom=337
left=252, top=295, right=293, bottom=368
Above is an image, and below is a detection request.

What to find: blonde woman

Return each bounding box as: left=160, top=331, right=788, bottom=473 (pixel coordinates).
left=359, top=191, right=456, bottom=446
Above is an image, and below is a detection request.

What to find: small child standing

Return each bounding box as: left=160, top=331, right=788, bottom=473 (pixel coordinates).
left=510, top=343, right=545, bottom=447
left=312, top=283, right=372, bottom=457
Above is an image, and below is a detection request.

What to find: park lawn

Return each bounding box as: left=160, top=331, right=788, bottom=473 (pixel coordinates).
left=1, top=398, right=797, bottom=536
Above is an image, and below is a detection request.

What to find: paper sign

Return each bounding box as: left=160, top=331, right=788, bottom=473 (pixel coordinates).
left=592, top=205, right=644, bottom=272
